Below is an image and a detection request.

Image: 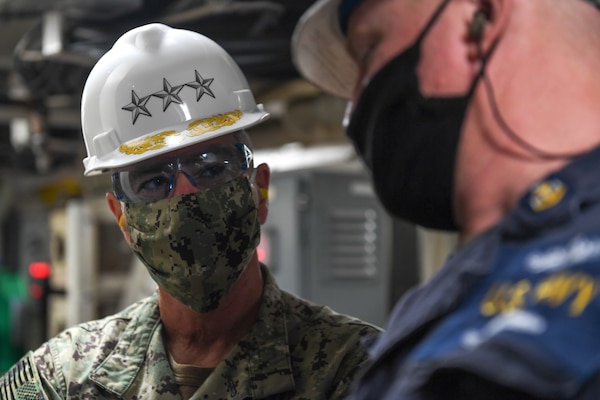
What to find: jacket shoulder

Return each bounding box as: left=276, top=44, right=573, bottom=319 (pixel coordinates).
left=279, top=290, right=382, bottom=398
left=281, top=289, right=382, bottom=337
left=27, top=295, right=159, bottom=398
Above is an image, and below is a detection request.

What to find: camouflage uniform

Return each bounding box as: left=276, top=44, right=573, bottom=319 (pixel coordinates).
left=1, top=265, right=381, bottom=399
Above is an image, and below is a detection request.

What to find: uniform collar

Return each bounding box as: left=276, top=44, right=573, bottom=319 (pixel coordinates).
left=89, top=295, right=164, bottom=397
left=199, top=265, right=295, bottom=399
left=88, top=265, right=294, bottom=399
left=501, top=144, right=600, bottom=238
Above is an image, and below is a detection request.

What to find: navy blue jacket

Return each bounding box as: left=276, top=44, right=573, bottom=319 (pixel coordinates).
left=351, top=146, right=600, bottom=399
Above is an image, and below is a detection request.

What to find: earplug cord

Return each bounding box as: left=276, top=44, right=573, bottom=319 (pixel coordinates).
left=477, top=37, right=581, bottom=160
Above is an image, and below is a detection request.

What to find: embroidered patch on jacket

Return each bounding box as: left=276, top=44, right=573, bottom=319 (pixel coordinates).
left=528, top=178, right=567, bottom=212
left=0, top=357, right=43, bottom=399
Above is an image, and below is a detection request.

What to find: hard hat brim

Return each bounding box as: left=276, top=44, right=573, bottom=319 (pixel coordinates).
left=83, top=108, right=269, bottom=176
left=291, top=0, right=357, bottom=99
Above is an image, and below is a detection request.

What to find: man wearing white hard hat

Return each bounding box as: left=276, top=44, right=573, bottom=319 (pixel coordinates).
left=0, top=23, right=380, bottom=400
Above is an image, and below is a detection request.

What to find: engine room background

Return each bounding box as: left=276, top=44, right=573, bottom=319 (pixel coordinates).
left=0, top=0, right=459, bottom=361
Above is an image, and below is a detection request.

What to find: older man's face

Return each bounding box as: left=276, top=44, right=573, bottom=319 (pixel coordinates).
left=344, top=0, right=478, bottom=104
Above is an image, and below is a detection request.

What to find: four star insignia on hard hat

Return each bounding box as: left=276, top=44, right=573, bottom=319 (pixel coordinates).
left=122, top=91, right=152, bottom=124
left=186, top=70, right=215, bottom=101
left=154, top=78, right=184, bottom=111
left=121, top=70, right=216, bottom=124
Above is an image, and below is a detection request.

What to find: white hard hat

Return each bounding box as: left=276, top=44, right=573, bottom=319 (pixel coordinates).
left=81, top=23, right=269, bottom=176
left=291, top=0, right=358, bottom=99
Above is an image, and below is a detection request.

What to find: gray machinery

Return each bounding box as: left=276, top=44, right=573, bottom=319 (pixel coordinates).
left=262, top=166, right=420, bottom=328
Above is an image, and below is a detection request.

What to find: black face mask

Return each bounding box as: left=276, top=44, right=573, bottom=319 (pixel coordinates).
left=345, top=0, right=480, bottom=231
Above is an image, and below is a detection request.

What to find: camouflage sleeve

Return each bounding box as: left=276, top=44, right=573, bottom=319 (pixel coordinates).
left=328, top=326, right=380, bottom=400
left=328, top=348, right=371, bottom=400
left=0, top=352, right=48, bottom=400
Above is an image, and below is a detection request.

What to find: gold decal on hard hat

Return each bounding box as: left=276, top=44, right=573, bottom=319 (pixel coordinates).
left=118, top=110, right=242, bottom=155
left=119, top=130, right=179, bottom=154
left=188, top=110, right=243, bottom=136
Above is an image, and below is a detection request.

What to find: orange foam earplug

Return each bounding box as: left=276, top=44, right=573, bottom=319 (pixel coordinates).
left=260, top=188, right=268, bottom=200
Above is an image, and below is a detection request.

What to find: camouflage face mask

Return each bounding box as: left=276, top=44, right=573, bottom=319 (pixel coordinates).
left=123, top=176, right=260, bottom=313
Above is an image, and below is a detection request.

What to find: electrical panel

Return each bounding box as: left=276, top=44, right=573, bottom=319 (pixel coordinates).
left=262, top=167, right=420, bottom=328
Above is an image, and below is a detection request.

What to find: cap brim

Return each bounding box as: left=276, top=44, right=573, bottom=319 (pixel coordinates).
left=292, top=0, right=357, bottom=99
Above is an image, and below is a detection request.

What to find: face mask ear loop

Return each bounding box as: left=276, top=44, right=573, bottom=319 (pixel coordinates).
left=414, top=0, right=452, bottom=44
left=356, top=0, right=453, bottom=169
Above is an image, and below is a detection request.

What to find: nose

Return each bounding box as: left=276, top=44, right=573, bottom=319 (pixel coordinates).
left=169, top=171, right=199, bottom=197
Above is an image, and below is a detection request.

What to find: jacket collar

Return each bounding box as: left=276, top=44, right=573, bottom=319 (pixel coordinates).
left=89, top=296, right=165, bottom=397
left=502, top=144, right=600, bottom=238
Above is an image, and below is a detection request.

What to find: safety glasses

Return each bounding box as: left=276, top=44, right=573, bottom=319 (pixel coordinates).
left=112, top=143, right=253, bottom=203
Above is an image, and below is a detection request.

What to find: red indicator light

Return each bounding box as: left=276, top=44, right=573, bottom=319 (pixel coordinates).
left=257, top=234, right=271, bottom=264
left=29, top=283, right=44, bottom=299
left=257, top=246, right=267, bottom=263
left=29, top=261, right=52, bottom=280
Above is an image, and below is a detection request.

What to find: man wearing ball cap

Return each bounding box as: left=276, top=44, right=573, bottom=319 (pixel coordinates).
left=292, top=0, right=600, bottom=398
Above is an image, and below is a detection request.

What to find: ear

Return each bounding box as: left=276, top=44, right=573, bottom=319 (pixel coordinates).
left=106, top=192, right=131, bottom=245
left=466, top=0, right=512, bottom=61
left=253, top=163, right=270, bottom=225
